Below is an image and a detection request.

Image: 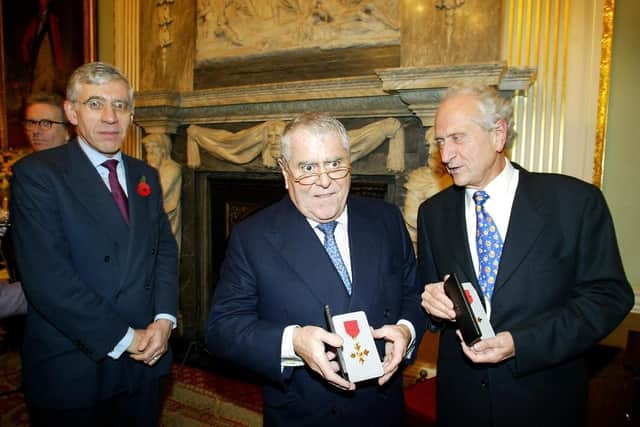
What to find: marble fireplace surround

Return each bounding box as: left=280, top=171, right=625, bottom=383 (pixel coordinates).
left=135, top=62, right=534, bottom=131
left=133, top=61, right=536, bottom=340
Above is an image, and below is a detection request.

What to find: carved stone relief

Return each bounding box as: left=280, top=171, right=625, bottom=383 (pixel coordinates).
left=186, top=120, right=288, bottom=169
left=435, top=0, right=466, bottom=52
left=196, top=0, right=399, bottom=62
left=156, top=0, right=175, bottom=75
left=185, top=118, right=406, bottom=172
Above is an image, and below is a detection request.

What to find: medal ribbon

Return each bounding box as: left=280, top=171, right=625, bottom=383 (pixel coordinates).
left=344, top=320, right=360, bottom=339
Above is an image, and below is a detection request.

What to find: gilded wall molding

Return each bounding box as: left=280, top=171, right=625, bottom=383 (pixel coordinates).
left=114, top=0, right=142, bottom=159
left=593, top=0, right=615, bottom=188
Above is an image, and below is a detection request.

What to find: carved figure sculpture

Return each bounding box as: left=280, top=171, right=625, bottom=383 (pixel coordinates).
left=186, top=120, right=287, bottom=169
left=348, top=117, right=405, bottom=171
left=186, top=117, right=405, bottom=172
left=403, top=127, right=452, bottom=247
left=143, top=133, right=182, bottom=251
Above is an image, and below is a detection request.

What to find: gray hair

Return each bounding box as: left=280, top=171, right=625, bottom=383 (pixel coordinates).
left=24, top=92, right=65, bottom=121
left=280, top=112, right=350, bottom=161
left=440, top=84, right=517, bottom=149
left=66, top=62, right=134, bottom=112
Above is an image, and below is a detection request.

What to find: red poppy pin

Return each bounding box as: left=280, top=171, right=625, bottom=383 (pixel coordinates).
left=137, top=176, right=151, bottom=197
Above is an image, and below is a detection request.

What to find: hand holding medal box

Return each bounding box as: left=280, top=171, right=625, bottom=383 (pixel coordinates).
left=325, top=306, right=384, bottom=383
left=443, top=274, right=495, bottom=346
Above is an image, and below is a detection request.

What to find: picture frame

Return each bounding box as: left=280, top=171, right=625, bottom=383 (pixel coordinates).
left=0, top=0, right=95, bottom=150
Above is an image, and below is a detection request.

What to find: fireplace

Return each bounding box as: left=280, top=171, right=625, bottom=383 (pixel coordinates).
left=180, top=168, right=393, bottom=341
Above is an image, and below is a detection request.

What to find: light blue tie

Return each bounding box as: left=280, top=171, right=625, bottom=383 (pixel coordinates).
left=317, top=221, right=352, bottom=295
left=473, top=191, right=503, bottom=301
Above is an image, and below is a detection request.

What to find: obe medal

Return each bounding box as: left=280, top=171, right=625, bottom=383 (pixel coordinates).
left=344, top=319, right=369, bottom=364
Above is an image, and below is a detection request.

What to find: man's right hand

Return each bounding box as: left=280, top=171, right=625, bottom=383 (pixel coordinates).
left=126, top=329, right=148, bottom=355
left=292, top=325, right=355, bottom=391
left=421, top=277, right=456, bottom=321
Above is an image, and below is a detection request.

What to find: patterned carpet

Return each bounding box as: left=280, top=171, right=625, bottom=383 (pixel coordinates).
left=0, top=351, right=28, bottom=427
left=0, top=352, right=263, bottom=427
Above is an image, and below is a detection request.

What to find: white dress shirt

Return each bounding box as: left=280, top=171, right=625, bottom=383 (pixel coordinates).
left=78, top=137, right=128, bottom=195
left=464, top=159, right=519, bottom=318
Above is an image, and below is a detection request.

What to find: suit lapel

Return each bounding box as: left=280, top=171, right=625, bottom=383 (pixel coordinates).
left=446, top=188, right=478, bottom=286
left=123, top=158, right=149, bottom=233
left=63, top=140, right=129, bottom=239
left=345, top=201, right=381, bottom=311
left=494, top=169, right=545, bottom=294
left=266, top=198, right=350, bottom=311
left=117, top=157, right=153, bottom=292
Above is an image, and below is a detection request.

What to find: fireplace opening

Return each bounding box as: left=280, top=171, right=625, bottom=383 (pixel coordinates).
left=191, top=173, right=393, bottom=343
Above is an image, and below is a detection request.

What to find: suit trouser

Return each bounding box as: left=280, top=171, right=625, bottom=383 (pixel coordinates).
left=27, top=377, right=162, bottom=427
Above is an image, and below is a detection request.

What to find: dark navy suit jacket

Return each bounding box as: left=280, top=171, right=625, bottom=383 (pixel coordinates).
left=417, top=165, right=633, bottom=427
left=10, top=139, right=178, bottom=408
left=207, top=195, right=427, bottom=426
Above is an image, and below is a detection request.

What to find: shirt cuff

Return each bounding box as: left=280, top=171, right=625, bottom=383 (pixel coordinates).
left=397, top=319, right=416, bottom=359
left=108, top=327, right=134, bottom=359
left=281, top=325, right=304, bottom=370
left=155, top=313, right=178, bottom=329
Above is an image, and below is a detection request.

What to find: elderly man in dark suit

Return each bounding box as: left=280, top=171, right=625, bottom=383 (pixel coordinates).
left=207, top=112, right=427, bottom=426
left=10, top=62, right=178, bottom=427
left=418, top=84, right=633, bottom=427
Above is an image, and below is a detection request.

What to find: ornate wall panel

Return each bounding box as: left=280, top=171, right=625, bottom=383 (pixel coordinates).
left=196, top=0, right=399, bottom=62
left=503, top=0, right=609, bottom=184
left=114, top=0, right=141, bottom=158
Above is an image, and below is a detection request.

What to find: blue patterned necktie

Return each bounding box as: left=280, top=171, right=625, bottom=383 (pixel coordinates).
left=317, top=221, right=352, bottom=295
left=473, top=191, right=503, bottom=301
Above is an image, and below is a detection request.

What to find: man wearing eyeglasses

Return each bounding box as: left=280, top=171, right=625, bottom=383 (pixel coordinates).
left=10, top=62, right=178, bottom=427
left=0, top=94, right=69, bottom=319
left=23, top=93, right=70, bottom=152
left=207, top=112, right=427, bottom=426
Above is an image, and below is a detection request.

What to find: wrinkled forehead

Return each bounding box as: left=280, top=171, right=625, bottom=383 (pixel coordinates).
left=436, top=95, right=482, bottom=130
left=289, top=129, right=349, bottom=161
left=75, top=80, right=131, bottom=102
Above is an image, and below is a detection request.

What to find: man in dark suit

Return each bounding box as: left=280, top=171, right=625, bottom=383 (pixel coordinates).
left=10, top=62, right=178, bottom=427
left=207, top=112, right=426, bottom=426
left=23, top=92, right=70, bottom=152
left=418, top=84, right=634, bottom=427
left=0, top=93, right=70, bottom=320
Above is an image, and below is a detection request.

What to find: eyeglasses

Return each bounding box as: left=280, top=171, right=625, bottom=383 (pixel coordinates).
left=23, top=119, right=66, bottom=130
left=283, top=162, right=351, bottom=186
left=77, top=97, right=131, bottom=114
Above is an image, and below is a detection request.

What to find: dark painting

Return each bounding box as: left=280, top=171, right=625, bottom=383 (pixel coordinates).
left=1, top=0, right=94, bottom=149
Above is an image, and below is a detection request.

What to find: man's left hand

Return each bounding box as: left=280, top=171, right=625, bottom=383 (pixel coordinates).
left=130, top=319, right=173, bottom=365
left=371, top=324, right=411, bottom=386
left=457, top=331, right=515, bottom=364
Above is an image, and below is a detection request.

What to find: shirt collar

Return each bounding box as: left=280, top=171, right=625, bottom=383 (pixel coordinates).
left=306, top=205, right=349, bottom=230
left=77, top=136, right=123, bottom=168
left=465, top=159, right=516, bottom=205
